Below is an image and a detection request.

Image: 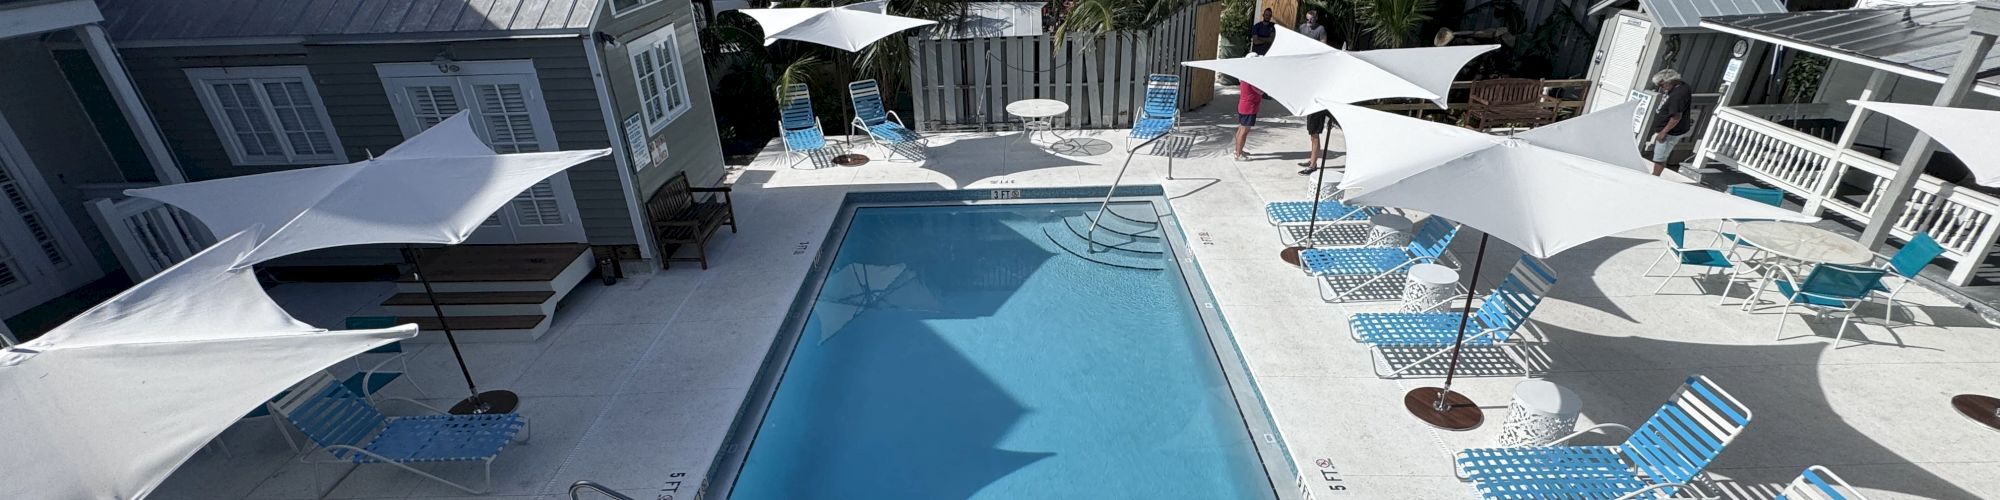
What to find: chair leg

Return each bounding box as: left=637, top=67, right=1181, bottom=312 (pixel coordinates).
left=1775, top=302, right=1794, bottom=340
left=1642, top=250, right=1669, bottom=277
left=1881, top=286, right=1903, bottom=323
left=1652, top=264, right=1684, bottom=294
left=1717, top=270, right=1739, bottom=306
left=1834, top=310, right=1855, bottom=348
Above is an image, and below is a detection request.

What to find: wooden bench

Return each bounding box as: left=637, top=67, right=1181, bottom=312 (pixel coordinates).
left=644, top=171, right=735, bottom=269
left=1467, top=78, right=1561, bottom=130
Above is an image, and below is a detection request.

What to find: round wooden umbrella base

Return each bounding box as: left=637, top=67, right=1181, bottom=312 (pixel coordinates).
left=1405, top=387, right=1482, bottom=431
left=1281, top=246, right=1307, bottom=268
left=833, top=154, right=870, bottom=166
left=1952, top=394, right=2000, bottom=431
left=449, top=390, right=520, bottom=415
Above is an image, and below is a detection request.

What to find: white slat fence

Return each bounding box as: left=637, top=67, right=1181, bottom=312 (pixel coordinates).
left=908, top=2, right=1205, bottom=132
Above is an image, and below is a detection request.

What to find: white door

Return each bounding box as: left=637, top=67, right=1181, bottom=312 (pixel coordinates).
left=0, top=112, right=103, bottom=319
left=1587, top=13, right=1652, bottom=113
left=377, top=62, right=587, bottom=244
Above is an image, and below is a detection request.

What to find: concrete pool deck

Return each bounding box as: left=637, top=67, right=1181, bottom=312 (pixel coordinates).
left=155, top=94, right=2000, bottom=499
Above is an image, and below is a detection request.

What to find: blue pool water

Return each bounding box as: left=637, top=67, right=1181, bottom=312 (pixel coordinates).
left=730, top=203, right=1274, bottom=499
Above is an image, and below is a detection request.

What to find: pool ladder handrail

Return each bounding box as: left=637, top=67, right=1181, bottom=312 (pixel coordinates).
left=569, top=480, right=637, bottom=500
left=1085, top=132, right=1173, bottom=252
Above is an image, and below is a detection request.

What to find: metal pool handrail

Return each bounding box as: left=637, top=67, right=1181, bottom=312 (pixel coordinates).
left=569, top=481, right=636, bottom=500
left=1086, top=132, right=1175, bottom=251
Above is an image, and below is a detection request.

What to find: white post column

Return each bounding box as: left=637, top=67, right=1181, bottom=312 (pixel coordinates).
left=1802, top=69, right=1890, bottom=215
left=75, top=23, right=185, bottom=185
left=1859, top=0, right=1999, bottom=249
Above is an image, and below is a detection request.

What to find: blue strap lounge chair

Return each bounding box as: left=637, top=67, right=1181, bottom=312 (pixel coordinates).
left=1771, top=263, right=1886, bottom=348
left=779, top=84, right=834, bottom=168
left=1350, top=256, right=1556, bottom=378
left=1128, top=74, right=1179, bottom=145
left=1778, top=466, right=1868, bottom=500
left=342, top=316, right=428, bottom=402
left=848, top=79, right=925, bottom=160
left=273, top=372, right=530, bottom=495
left=1301, top=216, right=1460, bottom=302
left=1457, top=375, right=1752, bottom=500
left=1867, top=232, right=1943, bottom=324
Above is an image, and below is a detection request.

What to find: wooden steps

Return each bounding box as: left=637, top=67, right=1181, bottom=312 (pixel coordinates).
left=386, top=244, right=593, bottom=343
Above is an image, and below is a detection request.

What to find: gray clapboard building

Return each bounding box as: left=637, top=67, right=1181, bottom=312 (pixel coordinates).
left=1, top=0, right=725, bottom=340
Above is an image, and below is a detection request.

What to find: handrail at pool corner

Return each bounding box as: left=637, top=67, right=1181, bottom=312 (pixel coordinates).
left=1085, top=131, right=1176, bottom=252
left=569, top=480, right=636, bottom=500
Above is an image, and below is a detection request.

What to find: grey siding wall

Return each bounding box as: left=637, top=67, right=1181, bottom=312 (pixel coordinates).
left=114, top=38, right=638, bottom=247
left=599, top=0, right=726, bottom=195
left=0, top=38, right=128, bottom=273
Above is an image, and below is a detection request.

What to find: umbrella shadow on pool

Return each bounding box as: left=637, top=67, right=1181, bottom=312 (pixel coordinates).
left=1525, top=320, right=1979, bottom=499
left=736, top=213, right=1063, bottom=498
left=922, top=133, right=1101, bottom=188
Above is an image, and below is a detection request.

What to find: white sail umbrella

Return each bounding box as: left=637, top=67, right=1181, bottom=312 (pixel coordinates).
left=0, top=230, right=414, bottom=499
left=126, top=110, right=610, bottom=415
left=1182, top=25, right=1498, bottom=115
left=736, top=0, right=938, bottom=52
left=1183, top=26, right=1497, bottom=261
left=1848, top=101, right=2000, bottom=187
left=1326, top=101, right=1818, bottom=429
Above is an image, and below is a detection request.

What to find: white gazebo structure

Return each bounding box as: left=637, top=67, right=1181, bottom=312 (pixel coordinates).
left=1688, top=0, right=2000, bottom=285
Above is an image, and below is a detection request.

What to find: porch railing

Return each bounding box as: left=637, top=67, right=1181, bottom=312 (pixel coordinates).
left=85, top=196, right=213, bottom=282
left=1695, top=106, right=2000, bottom=284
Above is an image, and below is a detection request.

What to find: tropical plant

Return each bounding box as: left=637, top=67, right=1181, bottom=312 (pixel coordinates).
left=1220, top=0, right=1251, bottom=51
left=1055, top=0, right=1189, bottom=41
left=1358, top=0, right=1435, bottom=48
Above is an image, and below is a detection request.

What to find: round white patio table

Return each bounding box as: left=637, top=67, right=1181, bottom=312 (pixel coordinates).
left=1731, top=221, right=1874, bottom=266
left=1496, top=380, right=1583, bottom=447
left=1006, top=99, right=1070, bottom=148
left=1402, top=263, right=1459, bottom=312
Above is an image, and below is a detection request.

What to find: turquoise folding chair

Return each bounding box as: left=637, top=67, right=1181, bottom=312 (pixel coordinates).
left=1867, top=232, right=1944, bottom=323
left=848, top=79, right=925, bottom=160
left=1128, top=74, right=1179, bottom=145
left=1646, top=222, right=1749, bottom=299
left=1302, top=216, right=1460, bottom=302
left=1771, top=263, right=1887, bottom=348
left=273, top=372, right=530, bottom=495
left=1350, top=256, right=1556, bottom=378
left=779, top=84, right=834, bottom=168
left=1778, top=466, right=1868, bottom=500
left=1458, top=375, right=1752, bottom=499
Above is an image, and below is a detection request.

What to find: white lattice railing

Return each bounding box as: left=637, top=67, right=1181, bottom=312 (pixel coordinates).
left=1694, top=106, right=2000, bottom=285
left=85, top=196, right=213, bottom=282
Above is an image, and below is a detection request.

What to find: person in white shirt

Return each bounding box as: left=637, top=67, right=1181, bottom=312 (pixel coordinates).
left=1299, top=10, right=1328, bottom=44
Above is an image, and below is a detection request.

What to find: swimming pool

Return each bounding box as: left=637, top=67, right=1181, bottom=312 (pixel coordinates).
left=720, top=196, right=1284, bottom=499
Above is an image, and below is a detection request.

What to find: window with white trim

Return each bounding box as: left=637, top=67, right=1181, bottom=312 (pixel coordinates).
left=630, top=26, right=693, bottom=132
left=187, top=66, right=346, bottom=166
left=611, top=0, right=662, bottom=16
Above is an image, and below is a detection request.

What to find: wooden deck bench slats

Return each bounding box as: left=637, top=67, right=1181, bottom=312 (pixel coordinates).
left=644, top=171, right=736, bottom=269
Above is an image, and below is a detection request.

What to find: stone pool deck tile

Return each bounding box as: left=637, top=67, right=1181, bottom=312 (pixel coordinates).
left=160, top=90, right=2000, bottom=500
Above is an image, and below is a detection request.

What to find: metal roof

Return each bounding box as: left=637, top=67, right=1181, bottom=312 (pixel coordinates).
left=95, top=0, right=600, bottom=43
left=1703, top=5, right=2000, bottom=93
left=1589, top=0, right=1787, bottom=29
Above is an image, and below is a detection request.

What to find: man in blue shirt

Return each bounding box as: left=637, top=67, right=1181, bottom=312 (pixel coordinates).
left=1250, top=8, right=1276, bottom=55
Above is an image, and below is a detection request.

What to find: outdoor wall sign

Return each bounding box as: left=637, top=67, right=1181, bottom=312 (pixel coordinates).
left=624, top=113, right=653, bottom=170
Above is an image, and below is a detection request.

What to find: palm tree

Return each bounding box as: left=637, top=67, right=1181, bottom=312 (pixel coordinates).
left=1359, top=0, right=1435, bottom=48
left=1055, top=0, right=1188, bottom=41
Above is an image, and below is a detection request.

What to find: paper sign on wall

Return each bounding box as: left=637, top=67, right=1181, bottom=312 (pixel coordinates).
left=623, top=114, right=652, bottom=170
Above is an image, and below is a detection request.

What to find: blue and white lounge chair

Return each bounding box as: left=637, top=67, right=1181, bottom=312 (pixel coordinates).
left=1779, top=466, right=1868, bottom=500
left=1457, top=375, right=1752, bottom=500
left=779, top=84, right=834, bottom=169
left=1129, top=74, right=1179, bottom=146
left=849, top=79, right=925, bottom=160
left=1302, top=216, right=1460, bottom=302
left=273, top=372, right=530, bottom=495
left=1351, top=256, right=1556, bottom=378
left=1770, top=263, right=1886, bottom=347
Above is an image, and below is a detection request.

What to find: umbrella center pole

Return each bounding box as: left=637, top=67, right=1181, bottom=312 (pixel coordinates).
left=404, top=246, right=519, bottom=415
left=1405, top=233, right=1489, bottom=431
left=1281, top=129, right=1339, bottom=267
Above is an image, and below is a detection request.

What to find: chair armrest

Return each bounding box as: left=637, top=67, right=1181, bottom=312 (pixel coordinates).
left=690, top=186, right=731, bottom=193
left=654, top=219, right=702, bottom=227
left=888, top=110, right=906, bottom=128
left=358, top=352, right=406, bottom=398
left=1613, top=482, right=1702, bottom=500
left=1545, top=422, right=1634, bottom=446
left=1470, top=95, right=1494, bottom=106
